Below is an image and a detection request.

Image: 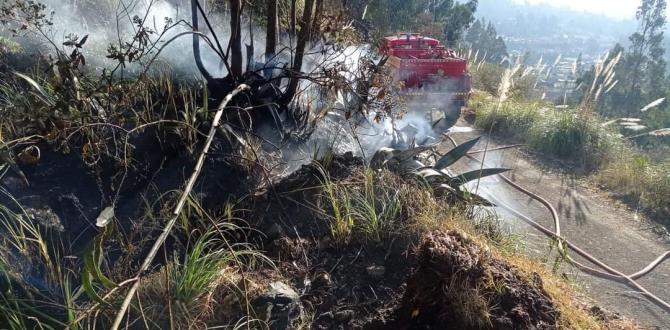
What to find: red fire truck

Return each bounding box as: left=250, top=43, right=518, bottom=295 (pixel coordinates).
left=379, top=33, right=471, bottom=124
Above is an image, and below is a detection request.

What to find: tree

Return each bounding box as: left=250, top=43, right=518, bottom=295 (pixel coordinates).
left=290, top=0, right=297, bottom=38
left=265, top=0, right=278, bottom=59
left=624, top=0, right=667, bottom=114
left=229, top=0, right=243, bottom=79
left=283, top=0, right=318, bottom=103
left=464, top=18, right=508, bottom=63
left=440, top=0, right=478, bottom=46
left=362, top=0, right=477, bottom=44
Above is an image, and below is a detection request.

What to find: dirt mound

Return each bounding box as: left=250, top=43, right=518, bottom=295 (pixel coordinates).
left=374, top=230, right=559, bottom=330
left=242, top=157, right=567, bottom=330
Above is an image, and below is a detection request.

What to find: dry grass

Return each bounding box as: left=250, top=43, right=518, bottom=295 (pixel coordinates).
left=503, top=253, right=643, bottom=330
left=596, top=155, right=670, bottom=224
left=472, top=90, right=627, bottom=171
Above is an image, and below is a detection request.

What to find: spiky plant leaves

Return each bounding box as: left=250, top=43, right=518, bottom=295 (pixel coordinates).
left=393, top=143, right=437, bottom=162
left=449, top=168, right=510, bottom=186
left=434, top=136, right=481, bottom=170
left=413, top=168, right=452, bottom=187
left=433, top=183, right=458, bottom=197
left=433, top=184, right=495, bottom=206
left=13, top=72, right=55, bottom=106
left=81, top=217, right=116, bottom=304
left=399, top=159, right=426, bottom=174
left=458, top=190, right=496, bottom=206
left=370, top=147, right=396, bottom=169
left=369, top=137, right=502, bottom=206
left=415, top=168, right=446, bottom=180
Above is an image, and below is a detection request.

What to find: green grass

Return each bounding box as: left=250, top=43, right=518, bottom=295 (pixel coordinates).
left=472, top=91, right=670, bottom=226
left=318, top=165, right=402, bottom=244
left=351, top=168, right=402, bottom=242
left=0, top=186, right=74, bottom=330
left=596, top=155, right=670, bottom=224
left=172, top=229, right=234, bottom=304
left=472, top=91, right=626, bottom=170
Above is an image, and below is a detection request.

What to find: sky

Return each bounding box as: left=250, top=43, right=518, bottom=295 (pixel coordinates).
left=511, top=0, right=640, bottom=20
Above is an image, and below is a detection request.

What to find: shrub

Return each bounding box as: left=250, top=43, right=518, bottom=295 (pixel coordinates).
left=597, top=155, right=670, bottom=225
left=472, top=90, right=669, bottom=226
left=472, top=91, right=626, bottom=171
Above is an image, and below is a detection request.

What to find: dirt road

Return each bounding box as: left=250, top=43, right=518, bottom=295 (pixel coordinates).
left=445, top=125, right=670, bottom=328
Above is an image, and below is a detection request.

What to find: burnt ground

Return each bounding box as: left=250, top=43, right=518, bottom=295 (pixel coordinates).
left=238, top=153, right=579, bottom=329
left=445, top=122, right=670, bottom=329
left=0, top=128, right=639, bottom=329
left=0, top=129, right=257, bottom=281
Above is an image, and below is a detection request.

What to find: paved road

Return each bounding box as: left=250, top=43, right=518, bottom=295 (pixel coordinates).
left=445, top=125, right=670, bottom=328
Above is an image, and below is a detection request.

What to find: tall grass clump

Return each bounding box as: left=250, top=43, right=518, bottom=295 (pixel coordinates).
left=316, top=164, right=355, bottom=244
left=318, top=166, right=409, bottom=244
left=0, top=186, right=78, bottom=329
left=473, top=90, right=669, bottom=225
left=470, top=93, right=541, bottom=139
left=351, top=168, right=402, bottom=242
left=473, top=91, right=626, bottom=170
left=171, top=230, right=232, bottom=305
left=597, top=155, right=670, bottom=224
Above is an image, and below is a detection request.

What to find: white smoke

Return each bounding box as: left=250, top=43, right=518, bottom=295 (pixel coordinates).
left=3, top=0, right=272, bottom=79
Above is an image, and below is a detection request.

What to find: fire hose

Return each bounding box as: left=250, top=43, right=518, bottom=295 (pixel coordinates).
left=444, top=135, right=670, bottom=313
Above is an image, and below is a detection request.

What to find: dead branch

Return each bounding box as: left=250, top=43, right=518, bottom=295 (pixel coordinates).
left=109, top=84, right=251, bottom=330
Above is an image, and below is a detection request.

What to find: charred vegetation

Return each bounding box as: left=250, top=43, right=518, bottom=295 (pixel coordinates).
left=0, top=0, right=651, bottom=329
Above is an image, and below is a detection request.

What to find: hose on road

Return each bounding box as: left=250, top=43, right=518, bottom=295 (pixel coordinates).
left=444, top=135, right=670, bottom=313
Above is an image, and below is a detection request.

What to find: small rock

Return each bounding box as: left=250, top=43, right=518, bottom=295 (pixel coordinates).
left=25, top=207, right=64, bottom=231
left=311, top=271, right=332, bottom=289
left=252, top=281, right=301, bottom=330
left=265, top=223, right=283, bottom=241
left=334, top=309, right=355, bottom=322
left=366, top=265, right=386, bottom=278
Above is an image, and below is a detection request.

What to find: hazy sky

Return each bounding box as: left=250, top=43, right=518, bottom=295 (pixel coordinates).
left=512, top=0, right=640, bottom=19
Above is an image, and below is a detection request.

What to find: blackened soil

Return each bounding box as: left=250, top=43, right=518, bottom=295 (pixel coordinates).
left=243, top=155, right=563, bottom=330
left=1, top=129, right=255, bottom=253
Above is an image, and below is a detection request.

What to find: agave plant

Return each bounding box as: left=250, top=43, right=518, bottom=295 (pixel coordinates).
left=370, top=136, right=509, bottom=205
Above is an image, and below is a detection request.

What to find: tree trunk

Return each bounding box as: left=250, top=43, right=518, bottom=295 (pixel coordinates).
left=265, top=0, right=278, bottom=58
left=246, top=19, right=254, bottom=71
left=290, top=0, right=297, bottom=38
left=283, top=0, right=317, bottom=103
left=229, top=0, right=243, bottom=79
left=311, top=0, right=324, bottom=40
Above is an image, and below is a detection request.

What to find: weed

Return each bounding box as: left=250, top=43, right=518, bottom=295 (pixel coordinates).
left=473, top=91, right=626, bottom=170
left=0, top=186, right=76, bottom=329
left=351, top=168, right=402, bottom=242
left=171, top=230, right=230, bottom=304
left=317, top=165, right=401, bottom=244
left=597, top=155, right=670, bottom=224
left=472, top=91, right=669, bottom=225
left=316, top=164, right=354, bottom=244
